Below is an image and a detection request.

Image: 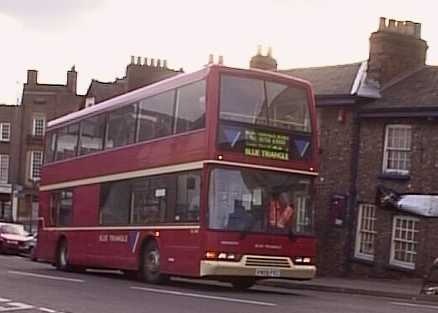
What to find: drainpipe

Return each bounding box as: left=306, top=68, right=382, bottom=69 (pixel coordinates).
left=344, top=109, right=361, bottom=274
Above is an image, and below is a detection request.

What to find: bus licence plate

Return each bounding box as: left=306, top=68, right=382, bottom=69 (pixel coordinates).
left=255, top=268, right=281, bottom=277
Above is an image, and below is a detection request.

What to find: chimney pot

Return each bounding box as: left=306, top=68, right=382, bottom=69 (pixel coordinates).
left=130, top=56, right=135, bottom=64
left=163, top=60, right=168, bottom=68
left=388, top=19, right=396, bottom=31
left=379, top=17, right=386, bottom=31
left=218, top=55, right=224, bottom=65
left=137, top=56, right=141, bottom=65
left=415, top=23, right=421, bottom=39
left=143, top=57, right=148, bottom=66
left=257, top=45, right=262, bottom=55
left=157, top=59, right=161, bottom=68
left=208, top=54, right=214, bottom=64
left=405, top=21, right=415, bottom=36
left=151, top=58, right=155, bottom=66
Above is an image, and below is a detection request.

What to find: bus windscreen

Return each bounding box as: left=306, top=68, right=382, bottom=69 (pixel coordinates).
left=218, top=75, right=313, bottom=161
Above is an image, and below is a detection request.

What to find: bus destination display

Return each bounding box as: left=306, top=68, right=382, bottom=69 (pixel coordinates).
left=244, top=130, right=289, bottom=161
left=218, top=125, right=311, bottom=161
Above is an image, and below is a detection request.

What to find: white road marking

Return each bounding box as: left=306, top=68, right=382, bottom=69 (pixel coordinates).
left=8, top=271, right=84, bottom=283
left=0, top=302, right=34, bottom=311
left=0, top=297, right=62, bottom=313
left=130, top=286, right=276, bottom=307
left=39, top=308, right=57, bottom=313
left=391, top=302, right=438, bottom=310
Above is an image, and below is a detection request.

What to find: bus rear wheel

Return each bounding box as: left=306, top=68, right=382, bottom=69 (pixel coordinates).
left=141, top=241, right=167, bottom=284
left=56, top=239, right=70, bottom=271
left=230, top=278, right=257, bottom=290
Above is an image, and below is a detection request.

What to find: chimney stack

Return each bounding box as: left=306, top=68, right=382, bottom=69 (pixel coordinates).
left=367, top=17, right=428, bottom=86
left=67, top=66, right=77, bottom=94
left=27, top=70, right=38, bottom=85
left=249, top=45, right=277, bottom=71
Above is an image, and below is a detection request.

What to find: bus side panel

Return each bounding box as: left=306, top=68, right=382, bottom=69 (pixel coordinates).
left=36, top=191, right=57, bottom=263
left=90, top=229, right=140, bottom=270
left=67, top=185, right=101, bottom=266
left=73, top=185, right=100, bottom=226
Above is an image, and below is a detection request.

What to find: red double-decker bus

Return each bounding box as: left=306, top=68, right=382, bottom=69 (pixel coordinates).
left=36, top=64, right=319, bottom=289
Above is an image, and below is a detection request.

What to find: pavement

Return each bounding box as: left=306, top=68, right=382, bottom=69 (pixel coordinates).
left=261, top=276, right=438, bottom=302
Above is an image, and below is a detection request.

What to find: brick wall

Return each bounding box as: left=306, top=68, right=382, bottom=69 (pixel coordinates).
left=315, top=106, right=356, bottom=276
left=350, top=117, right=438, bottom=278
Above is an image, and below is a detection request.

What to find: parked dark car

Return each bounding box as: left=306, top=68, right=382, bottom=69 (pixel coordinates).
left=0, top=223, right=35, bottom=255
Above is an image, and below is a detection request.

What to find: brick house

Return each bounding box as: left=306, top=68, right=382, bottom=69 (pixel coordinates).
left=251, top=17, right=438, bottom=279
left=17, top=67, right=83, bottom=223
left=0, top=104, right=21, bottom=221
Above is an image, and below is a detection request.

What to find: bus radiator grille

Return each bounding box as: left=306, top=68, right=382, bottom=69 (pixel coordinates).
left=244, top=256, right=291, bottom=268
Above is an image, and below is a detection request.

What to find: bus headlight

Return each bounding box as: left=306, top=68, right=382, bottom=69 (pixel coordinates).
left=205, top=251, right=240, bottom=261
left=293, top=256, right=313, bottom=265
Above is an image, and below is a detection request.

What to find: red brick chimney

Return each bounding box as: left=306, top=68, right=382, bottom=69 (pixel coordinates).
left=67, top=66, right=77, bottom=94
left=27, top=70, right=38, bottom=85
left=126, top=55, right=182, bottom=92
left=249, top=45, right=278, bottom=71
left=367, top=17, right=428, bottom=87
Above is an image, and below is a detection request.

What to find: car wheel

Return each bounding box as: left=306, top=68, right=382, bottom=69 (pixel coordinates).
left=30, top=246, right=37, bottom=261
left=140, top=241, right=167, bottom=284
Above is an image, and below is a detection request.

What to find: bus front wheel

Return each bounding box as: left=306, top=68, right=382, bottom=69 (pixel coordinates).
left=141, top=241, right=167, bottom=284
left=230, top=278, right=257, bottom=290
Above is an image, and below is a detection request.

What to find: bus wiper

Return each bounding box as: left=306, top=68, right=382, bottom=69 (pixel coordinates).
left=239, top=221, right=254, bottom=239
left=288, top=228, right=295, bottom=240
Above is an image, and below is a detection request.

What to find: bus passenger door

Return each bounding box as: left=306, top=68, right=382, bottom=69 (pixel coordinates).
left=159, top=173, right=202, bottom=276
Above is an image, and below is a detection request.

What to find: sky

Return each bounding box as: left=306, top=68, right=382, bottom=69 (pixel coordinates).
left=0, top=0, right=437, bottom=104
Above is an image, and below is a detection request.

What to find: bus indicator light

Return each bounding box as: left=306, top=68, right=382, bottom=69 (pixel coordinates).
left=218, top=253, right=227, bottom=259
left=217, top=154, right=224, bottom=160
left=205, top=251, right=217, bottom=259
left=154, top=231, right=160, bottom=237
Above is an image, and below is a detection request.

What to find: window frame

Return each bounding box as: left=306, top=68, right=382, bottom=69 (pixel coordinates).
left=0, top=154, right=9, bottom=184
left=354, top=203, right=377, bottom=261
left=390, top=215, right=419, bottom=270
left=33, top=115, right=46, bottom=137
left=99, top=170, right=202, bottom=226
left=51, top=190, right=74, bottom=226
left=382, top=124, right=412, bottom=175
left=104, top=103, right=138, bottom=149
left=137, top=89, right=177, bottom=143
left=54, top=123, right=80, bottom=162
left=174, top=80, right=207, bottom=134
left=78, top=114, right=106, bottom=156
left=30, top=151, right=43, bottom=181
left=219, top=74, right=312, bottom=133
left=0, top=123, right=11, bottom=142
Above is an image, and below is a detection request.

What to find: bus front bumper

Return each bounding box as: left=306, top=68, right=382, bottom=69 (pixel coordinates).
left=200, top=255, right=316, bottom=280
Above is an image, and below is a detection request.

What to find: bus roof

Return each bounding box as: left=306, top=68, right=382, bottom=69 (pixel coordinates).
left=48, top=65, right=311, bottom=130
